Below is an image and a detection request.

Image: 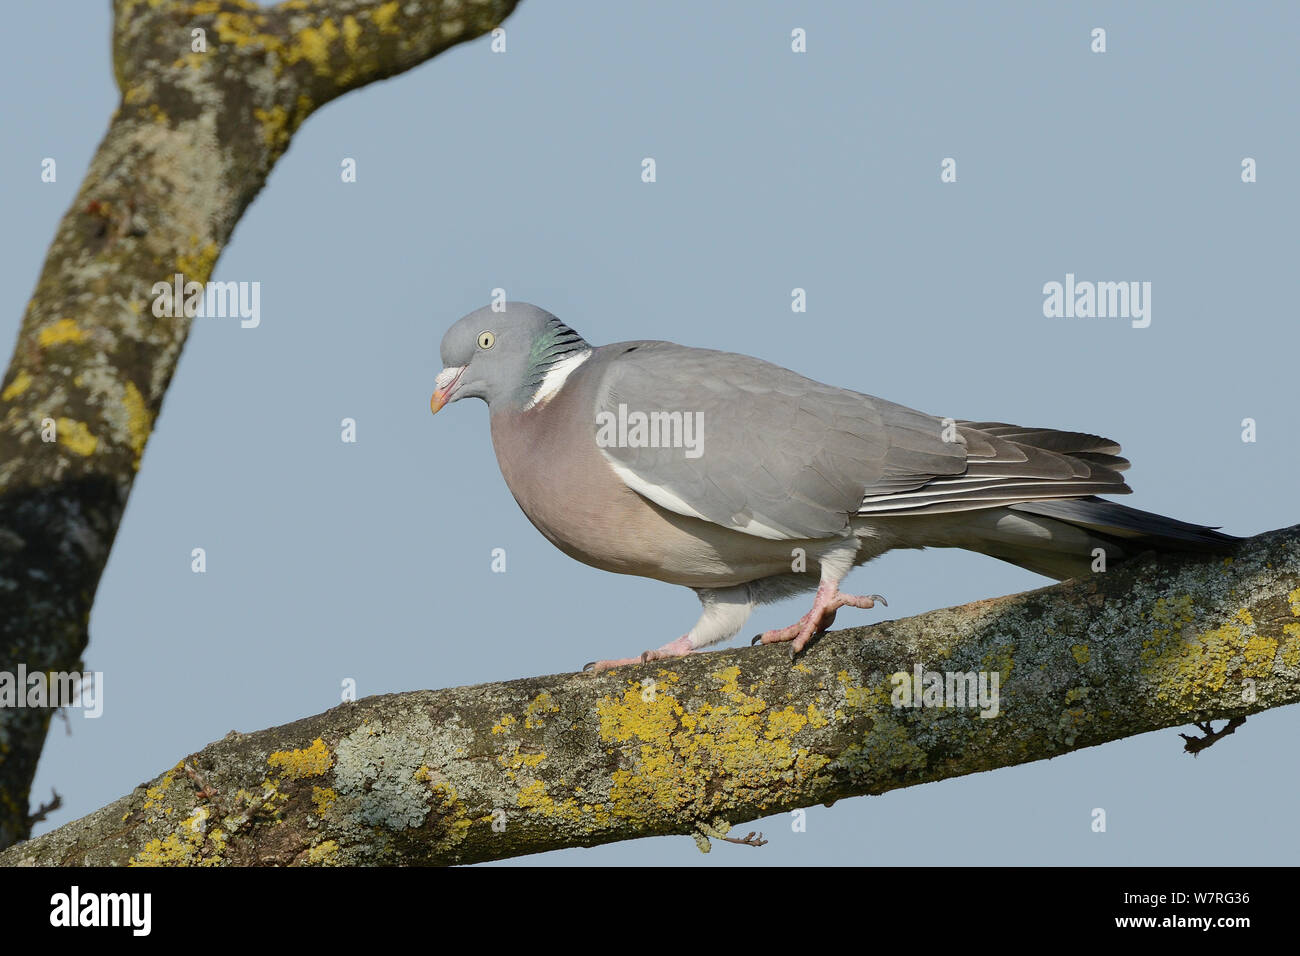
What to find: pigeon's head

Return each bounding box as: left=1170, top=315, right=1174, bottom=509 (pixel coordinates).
left=431, top=302, right=590, bottom=414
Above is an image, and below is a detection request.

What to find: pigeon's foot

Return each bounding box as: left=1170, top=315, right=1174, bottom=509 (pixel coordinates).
left=752, top=584, right=886, bottom=654
left=583, top=635, right=694, bottom=674
left=752, top=610, right=817, bottom=647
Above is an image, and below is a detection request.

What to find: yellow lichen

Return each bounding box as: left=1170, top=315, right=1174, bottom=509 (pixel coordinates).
left=429, top=782, right=476, bottom=848
left=267, top=737, right=332, bottom=780
left=981, top=643, right=1016, bottom=681
left=1140, top=595, right=1270, bottom=705
left=516, top=779, right=550, bottom=809
left=1242, top=635, right=1279, bottom=677
left=371, top=1, right=400, bottom=34
left=524, top=691, right=560, bottom=729
left=123, top=380, right=152, bottom=459
left=1282, top=623, right=1300, bottom=668
left=307, top=840, right=339, bottom=865
left=491, top=714, right=517, bottom=735
left=764, top=706, right=808, bottom=740
left=130, top=832, right=195, bottom=867
left=177, top=241, right=219, bottom=282
left=311, top=786, right=337, bottom=818
left=713, top=665, right=742, bottom=696
left=1, top=371, right=31, bottom=401
left=805, top=703, right=829, bottom=729
left=511, top=773, right=606, bottom=827
left=1070, top=644, right=1090, bottom=665
left=291, top=18, right=340, bottom=75
left=129, top=806, right=223, bottom=867
left=837, top=670, right=879, bottom=710
left=253, top=105, right=291, bottom=155
left=56, top=418, right=98, bottom=456
left=38, top=319, right=86, bottom=348
left=143, top=762, right=184, bottom=812
left=593, top=668, right=830, bottom=826
left=255, top=777, right=292, bottom=820
left=341, top=14, right=362, bottom=56
left=213, top=9, right=283, bottom=53
left=833, top=672, right=927, bottom=776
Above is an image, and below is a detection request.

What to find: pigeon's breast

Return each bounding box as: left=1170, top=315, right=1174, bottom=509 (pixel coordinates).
left=488, top=382, right=795, bottom=588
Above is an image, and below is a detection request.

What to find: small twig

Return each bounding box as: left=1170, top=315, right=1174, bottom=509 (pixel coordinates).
left=183, top=762, right=220, bottom=802
left=1179, top=716, right=1246, bottom=756
left=721, top=831, right=768, bottom=848
left=26, top=789, right=62, bottom=826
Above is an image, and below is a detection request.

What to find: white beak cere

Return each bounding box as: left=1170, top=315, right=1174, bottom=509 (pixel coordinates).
left=430, top=365, right=467, bottom=414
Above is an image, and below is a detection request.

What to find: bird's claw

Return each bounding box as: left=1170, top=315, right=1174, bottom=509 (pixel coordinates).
left=752, top=589, right=889, bottom=651
left=584, top=636, right=694, bottom=673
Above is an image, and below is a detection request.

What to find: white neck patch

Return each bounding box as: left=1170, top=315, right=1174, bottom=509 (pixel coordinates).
left=526, top=350, right=592, bottom=409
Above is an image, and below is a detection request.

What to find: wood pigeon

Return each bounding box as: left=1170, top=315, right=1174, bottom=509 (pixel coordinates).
left=430, top=302, right=1236, bottom=672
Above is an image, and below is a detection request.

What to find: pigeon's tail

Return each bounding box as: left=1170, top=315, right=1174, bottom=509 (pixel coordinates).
left=919, top=496, right=1240, bottom=581
left=1007, top=498, right=1239, bottom=552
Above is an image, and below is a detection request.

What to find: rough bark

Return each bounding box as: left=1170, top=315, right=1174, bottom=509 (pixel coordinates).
left=3, top=525, right=1296, bottom=866
left=0, top=0, right=520, bottom=850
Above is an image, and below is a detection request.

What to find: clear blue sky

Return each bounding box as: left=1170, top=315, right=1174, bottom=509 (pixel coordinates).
left=2, top=1, right=1296, bottom=864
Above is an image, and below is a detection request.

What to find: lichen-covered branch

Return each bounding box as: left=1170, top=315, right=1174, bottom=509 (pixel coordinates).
left=4, top=526, right=1297, bottom=867
left=0, top=0, right=520, bottom=850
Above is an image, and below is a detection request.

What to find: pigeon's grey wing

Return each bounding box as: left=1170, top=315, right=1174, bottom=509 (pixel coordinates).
left=589, top=341, right=967, bottom=540
left=589, top=343, right=1134, bottom=538
left=854, top=421, right=1132, bottom=517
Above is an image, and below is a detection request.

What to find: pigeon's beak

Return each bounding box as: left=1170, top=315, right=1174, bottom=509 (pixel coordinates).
left=430, top=365, right=466, bottom=414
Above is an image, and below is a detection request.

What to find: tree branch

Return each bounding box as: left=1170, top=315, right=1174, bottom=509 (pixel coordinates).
left=0, top=0, right=520, bottom=850
left=4, top=525, right=1296, bottom=866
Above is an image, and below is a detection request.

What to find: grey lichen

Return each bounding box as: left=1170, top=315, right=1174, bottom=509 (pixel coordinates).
left=333, top=717, right=433, bottom=830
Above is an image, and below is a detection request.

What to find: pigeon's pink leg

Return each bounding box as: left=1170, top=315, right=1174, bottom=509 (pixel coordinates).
left=752, top=583, right=886, bottom=653
left=583, top=635, right=694, bottom=674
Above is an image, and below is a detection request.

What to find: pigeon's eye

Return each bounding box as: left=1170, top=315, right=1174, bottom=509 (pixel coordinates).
left=477, top=330, right=496, bottom=350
